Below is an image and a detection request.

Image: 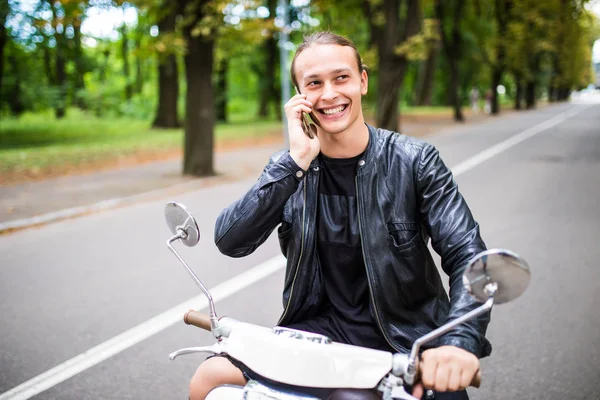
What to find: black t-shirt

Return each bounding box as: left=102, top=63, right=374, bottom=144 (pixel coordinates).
left=286, top=152, right=394, bottom=353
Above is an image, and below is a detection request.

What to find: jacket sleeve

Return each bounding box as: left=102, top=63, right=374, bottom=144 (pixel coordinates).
left=214, top=150, right=305, bottom=258
left=416, top=143, right=492, bottom=358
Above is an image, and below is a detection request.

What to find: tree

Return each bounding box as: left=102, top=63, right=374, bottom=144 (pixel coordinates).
left=215, top=56, right=227, bottom=121
left=363, top=0, right=423, bottom=131
left=414, top=1, right=442, bottom=107
left=180, top=0, right=217, bottom=176
left=490, top=0, right=512, bottom=114
left=0, top=0, right=9, bottom=95
left=152, top=2, right=181, bottom=128
left=119, top=24, right=134, bottom=100
left=256, top=0, right=280, bottom=119
left=72, top=19, right=88, bottom=109
left=549, top=0, right=594, bottom=100
left=435, top=0, right=465, bottom=122
left=415, top=35, right=440, bottom=106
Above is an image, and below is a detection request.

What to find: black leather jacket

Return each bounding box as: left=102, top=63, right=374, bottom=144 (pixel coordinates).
left=215, top=124, right=491, bottom=358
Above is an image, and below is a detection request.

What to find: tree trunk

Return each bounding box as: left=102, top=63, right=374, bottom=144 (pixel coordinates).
left=183, top=33, right=215, bottom=176
left=257, top=0, right=280, bottom=119
left=153, top=53, right=180, bottom=127
left=448, top=55, right=463, bottom=121
left=73, top=23, right=87, bottom=109
left=215, top=57, right=227, bottom=122
left=152, top=9, right=180, bottom=128
left=490, top=68, right=502, bottom=114
left=525, top=53, right=541, bottom=109
left=514, top=73, right=522, bottom=110
left=490, top=0, right=511, bottom=115
left=377, top=58, right=408, bottom=131
left=416, top=42, right=439, bottom=106
left=121, top=25, right=133, bottom=100
left=436, top=0, right=464, bottom=122
left=558, top=86, right=569, bottom=101
left=134, top=35, right=143, bottom=94
left=367, top=0, right=420, bottom=132
left=525, top=81, right=535, bottom=109
left=54, top=26, right=66, bottom=118
left=257, top=34, right=280, bottom=118
left=0, top=0, right=9, bottom=95
left=99, top=49, right=110, bottom=82
left=48, top=2, right=67, bottom=118
left=548, top=85, right=556, bottom=103
left=7, top=54, right=25, bottom=115
left=43, top=45, right=54, bottom=85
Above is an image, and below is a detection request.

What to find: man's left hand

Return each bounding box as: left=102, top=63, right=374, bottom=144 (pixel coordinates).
left=411, top=346, right=480, bottom=399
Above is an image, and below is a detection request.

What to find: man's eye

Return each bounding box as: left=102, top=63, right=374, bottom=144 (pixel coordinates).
left=336, top=75, right=349, bottom=81
left=308, top=81, right=320, bottom=86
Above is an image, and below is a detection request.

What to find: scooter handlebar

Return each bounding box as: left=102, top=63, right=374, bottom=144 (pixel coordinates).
left=183, top=310, right=211, bottom=331
left=181, top=310, right=483, bottom=388
left=471, top=370, right=481, bottom=388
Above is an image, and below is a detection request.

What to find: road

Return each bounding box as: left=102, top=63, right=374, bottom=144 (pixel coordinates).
left=1, top=101, right=599, bottom=400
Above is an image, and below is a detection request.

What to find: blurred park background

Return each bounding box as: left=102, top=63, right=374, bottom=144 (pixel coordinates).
left=1, top=0, right=599, bottom=185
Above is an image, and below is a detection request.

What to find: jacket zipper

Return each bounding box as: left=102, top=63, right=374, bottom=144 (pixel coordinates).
left=355, top=175, right=399, bottom=352
left=277, top=176, right=307, bottom=325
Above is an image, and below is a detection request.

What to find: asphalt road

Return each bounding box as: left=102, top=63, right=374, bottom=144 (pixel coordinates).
left=1, top=100, right=599, bottom=400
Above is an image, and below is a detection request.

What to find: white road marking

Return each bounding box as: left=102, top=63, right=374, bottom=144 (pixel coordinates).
left=0, top=104, right=592, bottom=399
left=451, top=105, right=591, bottom=177
left=0, top=255, right=286, bottom=400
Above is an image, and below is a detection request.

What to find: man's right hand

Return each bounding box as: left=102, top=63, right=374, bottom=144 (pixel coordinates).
left=285, top=93, right=320, bottom=170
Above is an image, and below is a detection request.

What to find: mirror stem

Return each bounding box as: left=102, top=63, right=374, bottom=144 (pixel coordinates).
left=166, top=231, right=221, bottom=338
left=404, top=295, right=495, bottom=385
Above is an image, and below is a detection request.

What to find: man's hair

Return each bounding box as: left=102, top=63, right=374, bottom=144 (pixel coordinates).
left=290, top=31, right=367, bottom=91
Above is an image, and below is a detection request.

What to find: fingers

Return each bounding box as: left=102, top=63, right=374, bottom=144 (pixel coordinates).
left=433, top=361, right=450, bottom=392
left=419, top=346, right=480, bottom=393
left=412, top=383, right=424, bottom=399
left=447, top=366, right=462, bottom=392
left=285, top=94, right=313, bottom=118
left=291, top=104, right=312, bottom=118
left=286, top=93, right=320, bottom=168
left=420, top=354, right=437, bottom=390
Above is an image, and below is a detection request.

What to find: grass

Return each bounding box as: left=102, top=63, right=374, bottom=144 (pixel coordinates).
left=0, top=102, right=508, bottom=182
left=0, top=109, right=282, bottom=177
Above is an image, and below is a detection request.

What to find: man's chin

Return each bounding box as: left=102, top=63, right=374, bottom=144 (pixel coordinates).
left=315, top=119, right=348, bottom=135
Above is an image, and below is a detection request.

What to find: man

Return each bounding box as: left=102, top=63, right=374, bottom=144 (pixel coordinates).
left=190, top=31, right=491, bottom=400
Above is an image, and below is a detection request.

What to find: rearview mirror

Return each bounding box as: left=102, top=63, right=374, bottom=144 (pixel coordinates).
left=463, top=248, right=530, bottom=304
left=404, top=248, right=531, bottom=385
left=165, top=202, right=200, bottom=247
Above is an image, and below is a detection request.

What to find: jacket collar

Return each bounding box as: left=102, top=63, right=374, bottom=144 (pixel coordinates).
left=308, top=123, right=377, bottom=173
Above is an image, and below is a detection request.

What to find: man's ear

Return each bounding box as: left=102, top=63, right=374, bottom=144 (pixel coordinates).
left=360, top=70, right=368, bottom=95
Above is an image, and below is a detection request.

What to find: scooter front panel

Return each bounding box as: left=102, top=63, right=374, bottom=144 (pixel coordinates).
left=223, top=323, right=393, bottom=389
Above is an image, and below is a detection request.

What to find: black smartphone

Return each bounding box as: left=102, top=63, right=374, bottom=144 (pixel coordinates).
left=295, top=86, right=316, bottom=139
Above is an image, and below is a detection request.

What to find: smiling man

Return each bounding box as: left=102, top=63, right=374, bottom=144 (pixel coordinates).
left=190, top=32, right=491, bottom=400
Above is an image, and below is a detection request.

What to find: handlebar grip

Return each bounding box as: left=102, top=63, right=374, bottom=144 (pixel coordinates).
left=183, top=310, right=211, bottom=331
left=470, top=370, right=482, bottom=388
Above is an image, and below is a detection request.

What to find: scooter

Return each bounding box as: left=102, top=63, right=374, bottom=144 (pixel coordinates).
left=163, top=202, right=531, bottom=399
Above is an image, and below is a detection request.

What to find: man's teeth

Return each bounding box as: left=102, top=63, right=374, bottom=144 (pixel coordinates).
left=322, top=105, right=345, bottom=115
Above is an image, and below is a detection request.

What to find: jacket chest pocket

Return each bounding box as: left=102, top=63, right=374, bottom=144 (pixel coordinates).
left=386, top=221, right=436, bottom=306
left=387, top=222, right=419, bottom=252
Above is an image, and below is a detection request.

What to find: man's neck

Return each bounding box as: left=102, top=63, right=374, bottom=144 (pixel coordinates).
left=318, top=120, right=369, bottom=159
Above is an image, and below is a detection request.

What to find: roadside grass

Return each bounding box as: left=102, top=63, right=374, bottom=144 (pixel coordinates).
left=0, top=109, right=282, bottom=178
left=0, top=102, right=521, bottom=182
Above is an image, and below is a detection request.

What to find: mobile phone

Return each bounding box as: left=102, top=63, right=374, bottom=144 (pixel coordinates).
left=295, top=86, right=316, bottom=139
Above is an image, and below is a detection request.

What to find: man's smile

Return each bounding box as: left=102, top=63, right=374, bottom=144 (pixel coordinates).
left=318, top=104, right=349, bottom=117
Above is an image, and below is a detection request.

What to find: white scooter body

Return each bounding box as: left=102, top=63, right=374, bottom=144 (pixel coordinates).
left=163, top=202, right=531, bottom=400
left=225, top=323, right=393, bottom=388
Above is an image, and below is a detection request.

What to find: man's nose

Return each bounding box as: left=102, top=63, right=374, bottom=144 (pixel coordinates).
left=321, top=82, right=338, bottom=102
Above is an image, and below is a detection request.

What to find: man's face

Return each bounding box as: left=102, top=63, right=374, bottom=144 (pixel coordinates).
left=293, top=44, right=368, bottom=135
